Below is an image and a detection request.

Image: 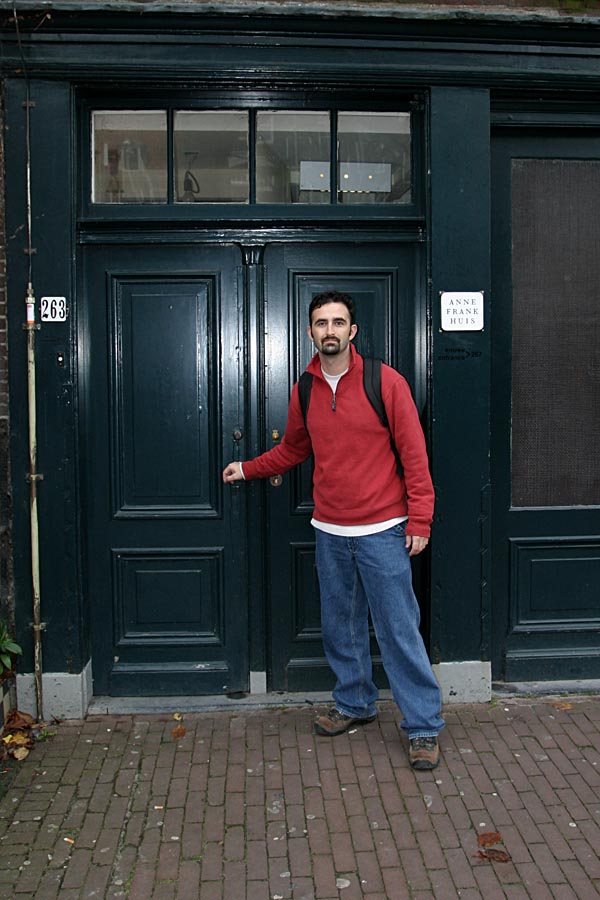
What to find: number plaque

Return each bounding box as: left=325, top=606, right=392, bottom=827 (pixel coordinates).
left=40, top=297, right=68, bottom=322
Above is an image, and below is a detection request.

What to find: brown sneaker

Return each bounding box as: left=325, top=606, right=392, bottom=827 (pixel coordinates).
left=409, top=736, right=440, bottom=770
left=314, top=707, right=377, bottom=737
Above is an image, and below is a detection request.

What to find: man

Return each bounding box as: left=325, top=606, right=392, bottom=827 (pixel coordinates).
left=222, top=290, right=444, bottom=770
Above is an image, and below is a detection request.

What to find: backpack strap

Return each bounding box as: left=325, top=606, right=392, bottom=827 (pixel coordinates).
left=362, top=357, right=387, bottom=427
left=363, top=357, right=404, bottom=478
left=298, top=371, right=313, bottom=432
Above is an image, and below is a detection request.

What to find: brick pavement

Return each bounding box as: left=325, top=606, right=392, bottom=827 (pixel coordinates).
left=0, top=695, right=599, bottom=899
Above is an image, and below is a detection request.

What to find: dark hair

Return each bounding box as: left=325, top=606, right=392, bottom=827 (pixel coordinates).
left=308, top=290, right=356, bottom=326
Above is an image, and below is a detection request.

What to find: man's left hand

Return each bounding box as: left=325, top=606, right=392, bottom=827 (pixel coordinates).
left=406, top=534, right=429, bottom=557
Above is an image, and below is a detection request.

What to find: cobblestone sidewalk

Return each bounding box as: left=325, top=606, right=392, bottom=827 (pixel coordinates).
left=0, top=696, right=599, bottom=899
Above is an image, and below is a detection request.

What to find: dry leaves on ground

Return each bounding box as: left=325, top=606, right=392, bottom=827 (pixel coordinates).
left=477, top=832, right=503, bottom=848
left=1, top=709, right=37, bottom=760
left=172, top=712, right=186, bottom=740
left=476, top=831, right=512, bottom=863
left=477, top=848, right=512, bottom=863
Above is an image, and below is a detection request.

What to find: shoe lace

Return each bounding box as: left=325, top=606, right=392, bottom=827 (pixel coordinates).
left=411, top=737, right=437, bottom=751
left=328, top=708, right=349, bottom=722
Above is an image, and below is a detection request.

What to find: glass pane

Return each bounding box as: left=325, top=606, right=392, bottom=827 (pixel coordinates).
left=338, top=112, right=411, bottom=204
left=256, top=111, right=330, bottom=204
left=92, top=111, right=167, bottom=203
left=511, top=158, right=600, bottom=506
left=174, top=111, right=248, bottom=203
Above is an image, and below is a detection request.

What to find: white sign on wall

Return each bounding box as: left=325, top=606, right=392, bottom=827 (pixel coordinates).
left=440, top=291, right=484, bottom=331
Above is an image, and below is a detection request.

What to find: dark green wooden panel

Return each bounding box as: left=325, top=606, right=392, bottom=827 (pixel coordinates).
left=511, top=540, right=600, bottom=623
left=429, top=88, right=492, bottom=667
left=5, top=79, right=86, bottom=674
left=117, top=553, right=220, bottom=637
left=4, top=10, right=600, bottom=94
left=116, top=280, right=214, bottom=511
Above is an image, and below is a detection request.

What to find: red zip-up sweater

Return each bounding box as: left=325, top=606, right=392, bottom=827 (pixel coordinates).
left=243, top=346, right=435, bottom=537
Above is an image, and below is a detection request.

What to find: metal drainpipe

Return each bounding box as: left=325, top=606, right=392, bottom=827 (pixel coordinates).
left=24, top=285, right=44, bottom=721
left=14, top=0, right=44, bottom=721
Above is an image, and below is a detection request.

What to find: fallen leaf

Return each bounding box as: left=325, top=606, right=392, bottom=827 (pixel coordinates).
left=4, top=710, right=35, bottom=731
left=3, top=731, right=31, bottom=747
left=478, top=831, right=502, bottom=847
left=12, top=747, right=29, bottom=761
left=551, top=701, right=573, bottom=710
left=477, top=848, right=512, bottom=863
left=172, top=725, right=186, bottom=740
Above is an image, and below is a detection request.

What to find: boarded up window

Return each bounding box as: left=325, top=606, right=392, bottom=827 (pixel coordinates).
left=511, top=159, right=600, bottom=507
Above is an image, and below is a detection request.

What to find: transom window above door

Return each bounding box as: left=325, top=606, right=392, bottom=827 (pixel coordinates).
left=91, top=109, right=412, bottom=206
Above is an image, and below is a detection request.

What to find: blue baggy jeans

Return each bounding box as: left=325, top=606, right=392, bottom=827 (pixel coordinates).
left=314, top=522, right=445, bottom=739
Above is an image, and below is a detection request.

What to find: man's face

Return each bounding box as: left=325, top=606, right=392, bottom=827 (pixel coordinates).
left=307, top=302, right=358, bottom=357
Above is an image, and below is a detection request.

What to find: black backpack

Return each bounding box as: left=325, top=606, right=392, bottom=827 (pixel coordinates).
left=297, top=357, right=404, bottom=477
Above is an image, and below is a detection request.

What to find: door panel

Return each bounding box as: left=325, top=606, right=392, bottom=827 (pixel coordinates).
left=115, top=280, right=216, bottom=513
left=82, top=244, right=247, bottom=695
left=264, top=242, right=423, bottom=690
left=491, top=133, right=600, bottom=681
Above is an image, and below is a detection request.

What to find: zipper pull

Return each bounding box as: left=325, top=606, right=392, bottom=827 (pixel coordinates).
left=331, top=392, right=336, bottom=411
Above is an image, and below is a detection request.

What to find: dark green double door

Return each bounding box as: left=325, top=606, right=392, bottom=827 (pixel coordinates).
left=83, top=240, right=421, bottom=695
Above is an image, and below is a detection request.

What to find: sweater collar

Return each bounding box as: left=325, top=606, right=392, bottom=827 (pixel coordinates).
left=307, top=342, right=361, bottom=380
